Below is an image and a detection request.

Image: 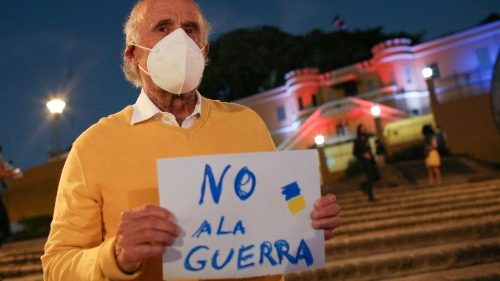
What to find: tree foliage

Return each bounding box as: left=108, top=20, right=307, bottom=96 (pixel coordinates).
left=199, top=26, right=423, bottom=101
left=479, top=12, right=500, bottom=25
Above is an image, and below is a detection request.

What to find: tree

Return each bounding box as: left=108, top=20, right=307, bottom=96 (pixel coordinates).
left=199, top=26, right=422, bottom=101
left=479, top=13, right=500, bottom=25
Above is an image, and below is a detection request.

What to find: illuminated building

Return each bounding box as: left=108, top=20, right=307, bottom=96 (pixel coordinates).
left=236, top=20, right=500, bottom=157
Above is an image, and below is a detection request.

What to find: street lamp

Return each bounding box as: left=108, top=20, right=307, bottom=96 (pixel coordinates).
left=46, top=98, right=66, bottom=156
left=370, top=105, right=381, bottom=117
left=422, top=67, right=433, bottom=79
left=314, top=134, right=325, bottom=146
left=422, top=67, right=438, bottom=106
left=371, top=105, right=383, bottom=139
left=314, top=134, right=329, bottom=184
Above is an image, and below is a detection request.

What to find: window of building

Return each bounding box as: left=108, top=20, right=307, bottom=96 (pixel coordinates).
left=404, top=67, right=412, bottom=83
left=427, top=63, right=441, bottom=79
left=335, top=81, right=358, bottom=97
left=276, top=106, right=286, bottom=121
left=366, top=79, right=374, bottom=91
left=312, top=94, right=318, bottom=107
left=336, top=123, right=346, bottom=136
left=298, top=97, right=304, bottom=111
left=475, top=47, right=491, bottom=67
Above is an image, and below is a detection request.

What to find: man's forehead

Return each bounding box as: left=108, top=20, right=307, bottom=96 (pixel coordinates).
left=141, top=0, right=203, bottom=22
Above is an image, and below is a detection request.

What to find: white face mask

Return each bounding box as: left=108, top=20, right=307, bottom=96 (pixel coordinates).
left=133, top=28, right=206, bottom=95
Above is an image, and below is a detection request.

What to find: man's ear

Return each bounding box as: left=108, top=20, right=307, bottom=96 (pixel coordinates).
left=124, top=45, right=137, bottom=64
left=203, top=43, right=210, bottom=58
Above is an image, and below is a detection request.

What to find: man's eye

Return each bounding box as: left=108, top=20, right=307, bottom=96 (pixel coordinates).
left=185, top=27, right=197, bottom=34
left=158, top=26, right=168, bottom=32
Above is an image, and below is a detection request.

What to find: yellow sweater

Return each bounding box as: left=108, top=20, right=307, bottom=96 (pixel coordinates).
left=42, top=97, right=281, bottom=281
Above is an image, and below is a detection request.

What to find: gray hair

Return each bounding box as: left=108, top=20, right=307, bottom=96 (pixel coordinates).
left=122, top=0, right=212, bottom=88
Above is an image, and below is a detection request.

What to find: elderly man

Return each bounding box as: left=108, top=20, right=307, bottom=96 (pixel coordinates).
left=41, top=0, right=342, bottom=280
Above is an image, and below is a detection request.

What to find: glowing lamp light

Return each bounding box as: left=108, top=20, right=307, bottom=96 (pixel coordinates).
left=291, top=121, right=301, bottom=130
left=422, top=67, right=433, bottom=79
left=46, top=99, right=66, bottom=114
left=314, top=134, right=325, bottom=146
left=370, top=105, right=381, bottom=117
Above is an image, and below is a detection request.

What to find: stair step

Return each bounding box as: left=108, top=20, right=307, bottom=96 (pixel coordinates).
left=0, top=239, right=45, bottom=257
left=2, top=272, right=43, bottom=281
left=0, top=239, right=45, bottom=279
left=341, top=179, right=500, bottom=205
left=339, top=184, right=500, bottom=214
left=327, top=215, right=500, bottom=260
left=0, top=252, right=42, bottom=265
left=340, top=188, right=500, bottom=219
left=336, top=203, right=500, bottom=237
left=340, top=195, right=500, bottom=226
left=383, top=262, right=500, bottom=281
left=0, top=262, right=42, bottom=279
left=287, top=236, right=500, bottom=281
left=333, top=180, right=500, bottom=205
left=1, top=273, right=43, bottom=281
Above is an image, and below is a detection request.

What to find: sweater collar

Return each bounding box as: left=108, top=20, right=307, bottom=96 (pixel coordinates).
left=130, top=89, right=202, bottom=125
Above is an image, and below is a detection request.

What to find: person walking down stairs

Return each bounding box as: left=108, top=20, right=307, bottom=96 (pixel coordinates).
left=353, top=124, right=380, bottom=201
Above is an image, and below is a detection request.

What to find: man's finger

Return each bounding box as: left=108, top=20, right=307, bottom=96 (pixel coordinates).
left=125, top=205, right=174, bottom=221
left=127, top=243, right=167, bottom=261
left=127, top=216, right=180, bottom=237
left=127, top=228, right=178, bottom=246
left=312, top=216, right=343, bottom=230
left=314, top=194, right=337, bottom=208
left=311, top=203, right=341, bottom=220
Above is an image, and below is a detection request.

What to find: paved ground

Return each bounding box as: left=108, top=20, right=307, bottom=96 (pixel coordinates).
left=392, top=157, right=475, bottom=182
left=325, top=156, right=500, bottom=195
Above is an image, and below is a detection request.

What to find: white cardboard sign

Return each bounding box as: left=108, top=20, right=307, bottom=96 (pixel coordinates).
left=157, top=150, right=325, bottom=280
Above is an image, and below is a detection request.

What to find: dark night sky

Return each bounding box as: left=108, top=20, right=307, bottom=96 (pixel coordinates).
left=1, top=0, right=499, bottom=169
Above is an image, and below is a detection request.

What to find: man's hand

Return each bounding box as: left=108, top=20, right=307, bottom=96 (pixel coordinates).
left=114, top=205, right=180, bottom=273
left=311, top=194, right=342, bottom=240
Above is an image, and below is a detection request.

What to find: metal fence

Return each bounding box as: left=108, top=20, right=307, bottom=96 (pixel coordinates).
left=434, top=66, right=493, bottom=103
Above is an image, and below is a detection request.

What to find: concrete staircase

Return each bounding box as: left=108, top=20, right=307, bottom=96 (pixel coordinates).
left=0, top=239, right=44, bottom=281
left=286, top=179, right=500, bottom=280
left=1, top=179, right=500, bottom=280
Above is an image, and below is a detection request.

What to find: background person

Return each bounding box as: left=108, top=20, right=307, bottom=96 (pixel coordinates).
left=424, top=135, right=442, bottom=185
left=435, top=125, right=449, bottom=156
left=0, top=145, right=23, bottom=245
left=374, top=138, right=387, bottom=167
left=353, top=124, right=379, bottom=201
left=422, top=124, right=442, bottom=185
